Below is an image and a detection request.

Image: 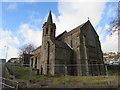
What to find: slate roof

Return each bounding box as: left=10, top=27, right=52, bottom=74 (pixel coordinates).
left=55, top=31, right=67, bottom=40
left=33, top=40, right=72, bottom=52
left=47, top=11, right=53, bottom=24
left=32, top=20, right=90, bottom=53
left=32, top=46, right=41, bottom=52
left=65, top=22, right=85, bottom=35
left=54, top=40, right=72, bottom=50
left=56, top=20, right=88, bottom=40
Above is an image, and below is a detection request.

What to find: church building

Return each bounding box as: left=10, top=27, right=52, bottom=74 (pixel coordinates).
left=30, top=11, right=105, bottom=76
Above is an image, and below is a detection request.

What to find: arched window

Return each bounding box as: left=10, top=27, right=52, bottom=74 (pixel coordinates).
left=35, top=57, right=37, bottom=69
left=51, top=29, right=53, bottom=36
left=86, top=30, right=96, bottom=47
left=31, top=58, right=33, bottom=67
left=47, top=41, right=50, bottom=74
left=46, top=28, right=48, bottom=35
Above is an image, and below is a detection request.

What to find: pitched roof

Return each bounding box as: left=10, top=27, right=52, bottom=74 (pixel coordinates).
left=64, top=21, right=86, bottom=37
left=55, top=31, right=67, bottom=40
left=32, top=20, right=91, bottom=52
left=54, top=40, right=72, bottom=50
left=56, top=20, right=88, bottom=40
left=32, top=46, right=41, bottom=52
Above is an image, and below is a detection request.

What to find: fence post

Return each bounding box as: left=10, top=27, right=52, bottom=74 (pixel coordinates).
left=29, top=64, right=31, bottom=82
left=64, top=65, right=68, bottom=88
left=14, top=63, right=15, bottom=79
left=16, top=82, right=19, bottom=90
left=105, top=65, right=108, bottom=77
left=105, top=64, right=110, bottom=85
left=65, top=65, right=67, bottom=76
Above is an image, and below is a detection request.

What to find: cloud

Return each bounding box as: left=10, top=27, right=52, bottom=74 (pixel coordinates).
left=96, top=26, right=102, bottom=34
left=1, top=1, right=118, bottom=61
left=29, top=11, right=42, bottom=25
left=0, top=2, right=2, bottom=29
left=0, top=29, right=20, bottom=46
left=7, top=46, right=19, bottom=59
left=2, top=0, right=119, bottom=2
left=18, top=24, right=42, bottom=47
left=0, top=23, right=41, bottom=60
left=55, top=1, right=118, bottom=53
left=54, top=2, right=106, bottom=36
left=7, top=3, right=17, bottom=10
left=13, top=37, right=20, bottom=45
left=96, top=24, right=118, bottom=53
left=101, top=30, right=118, bottom=52
left=0, top=23, right=42, bottom=61
left=106, top=3, right=118, bottom=18
left=3, top=0, right=59, bottom=2
left=104, top=24, right=110, bottom=31
left=0, top=9, right=43, bottom=61
left=0, top=29, right=19, bottom=60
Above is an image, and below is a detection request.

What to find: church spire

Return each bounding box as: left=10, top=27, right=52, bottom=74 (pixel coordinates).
left=42, top=11, right=56, bottom=38
left=47, top=11, right=53, bottom=23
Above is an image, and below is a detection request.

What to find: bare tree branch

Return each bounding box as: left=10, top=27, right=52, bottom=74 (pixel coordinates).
left=18, top=44, right=35, bottom=58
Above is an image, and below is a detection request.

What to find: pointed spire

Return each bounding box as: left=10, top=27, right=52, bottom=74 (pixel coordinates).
left=47, top=11, right=53, bottom=23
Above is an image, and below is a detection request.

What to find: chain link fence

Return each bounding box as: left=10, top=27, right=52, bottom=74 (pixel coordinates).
left=2, top=62, right=120, bottom=88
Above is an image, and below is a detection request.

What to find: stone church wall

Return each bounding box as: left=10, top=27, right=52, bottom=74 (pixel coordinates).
left=55, top=47, right=73, bottom=75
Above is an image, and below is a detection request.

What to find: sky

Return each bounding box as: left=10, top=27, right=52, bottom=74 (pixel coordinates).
left=0, top=0, right=119, bottom=61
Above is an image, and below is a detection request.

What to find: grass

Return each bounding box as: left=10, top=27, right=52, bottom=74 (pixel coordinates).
left=4, top=63, right=119, bottom=88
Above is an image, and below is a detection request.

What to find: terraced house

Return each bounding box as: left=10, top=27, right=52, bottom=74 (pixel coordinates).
left=30, top=11, right=105, bottom=76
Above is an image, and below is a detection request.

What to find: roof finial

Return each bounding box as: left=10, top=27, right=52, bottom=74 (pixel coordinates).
left=47, top=10, right=53, bottom=23
left=88, top=17, right=89, bottom=20
left=87, top=17, right=89, bottom=20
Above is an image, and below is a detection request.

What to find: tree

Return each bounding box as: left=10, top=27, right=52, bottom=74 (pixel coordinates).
left=19, top=44, right=35, bottom=58
left=109, top=2, right=120, bottom=35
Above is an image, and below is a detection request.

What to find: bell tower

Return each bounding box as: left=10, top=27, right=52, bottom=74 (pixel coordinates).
left=42, top=11, right=56, bottom=75
left=42, top=11, right=56, bottom=40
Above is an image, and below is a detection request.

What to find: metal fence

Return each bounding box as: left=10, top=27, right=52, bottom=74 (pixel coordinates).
left=0, top=63, right=18, bottom=90
left=0, top=77, right=18, bottom=89
left=2, top=62, right=120, bottom=88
